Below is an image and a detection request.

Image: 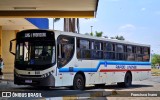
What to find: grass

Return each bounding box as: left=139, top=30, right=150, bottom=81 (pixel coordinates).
left=151, top=68, right=160, bottom=76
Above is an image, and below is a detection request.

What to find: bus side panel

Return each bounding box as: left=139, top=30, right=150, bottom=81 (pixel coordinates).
left=54, top=70, right=73, bottom=87
left=105, top=70, right=114, bottom=84
left=132, top=65, right=142, bottom=81
left=105, top=65, right=125, bottom=84
left=62, top=72, right=73, bottom=86
left=57, top=58, right=92, bottom=86
left=132, top=71, right=141, bottom=81
left=129, top=65, right=151, bottom=81
left=75, top=59, right=92, bottom=85
left=54, top=65, right=63, bottom=87
left=141, top=65, right=151, bottom=80
left=144, top=71, right=151, bottom=80
left=113, top=71, right=126, bottom=83
left=90, top=60, right=101, bottom=84
left=60, top=61, right=76, bottom=86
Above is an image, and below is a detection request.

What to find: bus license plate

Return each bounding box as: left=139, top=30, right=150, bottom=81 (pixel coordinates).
left=25, top=80, right=32, bottom=83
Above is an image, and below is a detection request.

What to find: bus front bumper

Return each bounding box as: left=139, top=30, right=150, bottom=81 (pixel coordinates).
left=14, top=74, right=55, bottom=87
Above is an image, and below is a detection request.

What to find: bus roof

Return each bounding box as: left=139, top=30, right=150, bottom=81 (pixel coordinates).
left=17, top=29, right=150, bottom=47
left=54, top=30, right=150, bottom=47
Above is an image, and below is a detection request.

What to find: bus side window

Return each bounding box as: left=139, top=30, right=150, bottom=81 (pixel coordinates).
left=126, top=45, right=135, bottom=61
left=103, top=42, right=115, bottom=60
left=136, top=47, right=143, bottom=61
left=143, top=47, right=150, bottom=62
left=19, top=43, right=24, bottom=60
left=116, top=44, right=125, bottom=60
left=77, top=39, right=91, bottom=59
left=77, top=38, right=82, bottom=59
left=93, top=41, right=102, bottom=59
left=57, top=36, right=74, bottom=67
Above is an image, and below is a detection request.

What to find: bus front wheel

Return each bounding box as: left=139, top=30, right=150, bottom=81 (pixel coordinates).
left=73, top=74, right=85, bottom=90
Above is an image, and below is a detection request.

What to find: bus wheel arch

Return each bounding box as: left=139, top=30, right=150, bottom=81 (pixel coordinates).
left=124, top=70, right=132, bottom=87
left=73, top=71, right=86, bottom=90
left=117, top=70, right=132, bottom=87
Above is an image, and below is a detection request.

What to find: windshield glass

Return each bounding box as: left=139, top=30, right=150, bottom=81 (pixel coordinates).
left=16, top=40, right=55, bottom=65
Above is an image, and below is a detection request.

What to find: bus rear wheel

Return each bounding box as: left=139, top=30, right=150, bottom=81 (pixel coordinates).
left=73, top=74, right=85, bottom=90
left=118, top=72, right=132, bottom=88
left=124, top=72, right=132, bottom=87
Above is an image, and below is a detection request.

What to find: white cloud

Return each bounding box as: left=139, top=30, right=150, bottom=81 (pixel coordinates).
left=141, top=8, right=146, bottom=11
left=119, top=24, right=136, bottom=31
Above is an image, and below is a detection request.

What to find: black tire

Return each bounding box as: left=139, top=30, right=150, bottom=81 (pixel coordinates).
left=73, top=74, right=85, bottom=90
left=117, top=72, right=132, bottom=88
left=124, top=72, right=132, bottom=87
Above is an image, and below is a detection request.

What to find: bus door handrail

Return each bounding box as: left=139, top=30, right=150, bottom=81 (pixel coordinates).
left=10, top=39, right=16, bottom=55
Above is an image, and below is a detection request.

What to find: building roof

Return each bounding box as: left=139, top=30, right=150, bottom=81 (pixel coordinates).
left=0, top=18, right=37, bottom=30
left=0, top=0, right=99, bottom=18
left=0, top=18, right=49, bottom=30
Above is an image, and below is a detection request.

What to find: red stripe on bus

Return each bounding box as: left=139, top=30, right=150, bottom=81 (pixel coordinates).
left=100, top=69, right=151, bottom=72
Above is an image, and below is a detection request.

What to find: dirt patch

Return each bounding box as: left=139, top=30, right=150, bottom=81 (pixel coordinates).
left=151, top=69, right=160, bottom=76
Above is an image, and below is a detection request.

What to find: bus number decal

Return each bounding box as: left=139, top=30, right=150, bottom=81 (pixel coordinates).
left=116, top=65, right=125, bottom=69
left=116, top=65, right=137, bottom=69
left=127, top=65, right=137, bottom=69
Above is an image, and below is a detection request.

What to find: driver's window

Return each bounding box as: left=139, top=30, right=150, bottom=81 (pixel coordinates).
left=24, top=42, right=29, bottom=61
left=19, top=43, right=23, bottom=60
left=57, top=35, right=74, bottom=68
left=35, top=46, right=52, bottom=60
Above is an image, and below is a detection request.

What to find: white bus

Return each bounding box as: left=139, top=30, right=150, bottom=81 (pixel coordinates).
left=10, top=29, right=151, bottom=90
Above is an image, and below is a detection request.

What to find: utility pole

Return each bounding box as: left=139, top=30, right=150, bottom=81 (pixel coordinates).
left=53, top=18, right=54, bottom=30
left=91, top=26, right=93, bottom=33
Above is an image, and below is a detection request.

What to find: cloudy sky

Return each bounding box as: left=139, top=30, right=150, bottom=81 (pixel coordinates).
left=49, top=0, right=160, bottom=54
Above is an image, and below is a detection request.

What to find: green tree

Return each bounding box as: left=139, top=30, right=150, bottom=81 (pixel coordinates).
left=95, top=31, right=103, bottom=37
left=90, top=32, right=94, bottom=36
left=151, top=54, right=160, bottom=66
left=85, top=31, right=103, bottom=37
left=116, top=36, right=125, bottom=40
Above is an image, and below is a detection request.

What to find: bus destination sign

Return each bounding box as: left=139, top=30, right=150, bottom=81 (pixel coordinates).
left=25, top=33, right=46, bottom=38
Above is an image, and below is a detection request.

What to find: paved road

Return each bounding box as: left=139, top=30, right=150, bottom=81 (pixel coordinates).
left=0, top=80, right=112, bottom=100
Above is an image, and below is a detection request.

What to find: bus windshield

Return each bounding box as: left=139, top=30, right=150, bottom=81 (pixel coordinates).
left=16, top=40, right=55, bottom=65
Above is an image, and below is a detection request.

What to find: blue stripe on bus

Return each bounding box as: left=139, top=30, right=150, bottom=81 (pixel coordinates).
left=59, top=61, right=151, bottom=72
left=106, top=61, right=150, bottom=65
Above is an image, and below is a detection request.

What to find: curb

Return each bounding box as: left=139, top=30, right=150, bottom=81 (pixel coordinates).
left=0, top=74, right=14, bottom=82
left=0, top=77, right=13, bottom=82
left=45, top=90, right=117, bottom=100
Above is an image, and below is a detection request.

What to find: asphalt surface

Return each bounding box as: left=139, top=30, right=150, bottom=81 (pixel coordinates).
left=0, top=75, right=160, bottom=100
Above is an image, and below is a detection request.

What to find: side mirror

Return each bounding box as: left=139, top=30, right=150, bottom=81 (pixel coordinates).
left=10, top=39, right=16, bottom=55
